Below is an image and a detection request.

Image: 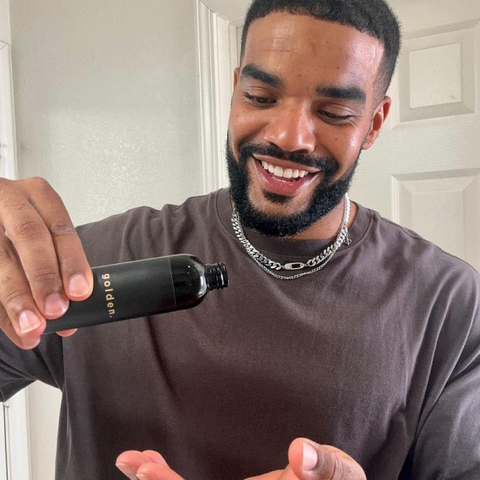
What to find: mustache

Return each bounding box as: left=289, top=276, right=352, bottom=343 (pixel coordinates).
left=238, top=142, right=339, bottom=176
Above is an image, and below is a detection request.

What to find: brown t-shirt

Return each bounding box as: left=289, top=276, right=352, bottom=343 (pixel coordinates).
left=1, top=188, right=479, bottom=480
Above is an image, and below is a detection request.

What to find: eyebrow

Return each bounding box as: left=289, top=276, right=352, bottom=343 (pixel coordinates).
left=240, top=63, right=366, bottom=105
left=316, top=85, right=366, bottom=105
left=240, top=63, right=283, bottom=89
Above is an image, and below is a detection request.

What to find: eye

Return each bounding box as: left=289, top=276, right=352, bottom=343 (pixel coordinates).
left=243, top=92, right=276, bottom=107
left=319, top=110, right=353, bottom=124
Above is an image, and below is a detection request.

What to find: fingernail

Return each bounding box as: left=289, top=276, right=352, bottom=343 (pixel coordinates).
left=115, top=463, right=137, bottom=479
left=44, top=293, right=69, bottom=317
left=19, top=310, right=42, bottom=334
left=56, top=328, right=78, bottom=337
left=137, top=474, right=152, bottom=480
left=69, top=274, right=89, bottom=297
left=303, top=440, right=318, bottom=471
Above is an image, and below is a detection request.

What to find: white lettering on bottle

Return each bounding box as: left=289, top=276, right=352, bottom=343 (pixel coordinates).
left=102, top=273, right=116, bottom=317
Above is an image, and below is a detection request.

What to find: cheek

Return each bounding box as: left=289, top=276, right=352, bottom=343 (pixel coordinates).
left=230, top=110, right=257, bottom=139
left=327, top=131, right=363, bottom=165
left=346, top=135, right=363, bottom=156
left=229, top=97, right=266, bottom=145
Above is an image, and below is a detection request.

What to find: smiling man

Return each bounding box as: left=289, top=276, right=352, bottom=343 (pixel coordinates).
left=227, top=11, right=389, bottom=240
left=0, top=1, right=479, bottom=480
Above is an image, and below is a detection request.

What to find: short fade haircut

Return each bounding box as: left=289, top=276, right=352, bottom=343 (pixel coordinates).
left=240, top=0, right=402, bottom=105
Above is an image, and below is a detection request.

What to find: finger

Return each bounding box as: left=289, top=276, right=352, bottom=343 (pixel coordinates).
left=56, top=328, right=78, bottom=337
left=116, top=449, right=169, bottom=468
left=0, top=304, right=41, bottom=349
left=136, top=462, right=185, bottom=480
left=244, top=470, right=284, bottom=480
left=116, top=450, right=169, bottom=480
left=17, top=177, right=94, bottom=302
left=20, top=180, right=94, bottom=302
left=0, top=182, right=70, bottom=320
left=288, top=438, right=366, bottom=480
left=141, top=450, right=169, bottom=464
left=276, top=465, right=296, bottom=480
left=0, top=230, right=46, bottom=348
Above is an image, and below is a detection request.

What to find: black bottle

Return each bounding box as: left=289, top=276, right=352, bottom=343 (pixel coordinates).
left=42, top=254, right=228, bottom=335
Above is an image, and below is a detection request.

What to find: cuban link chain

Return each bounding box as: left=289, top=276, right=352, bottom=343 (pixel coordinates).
left=231, top=194, right=351, bottom=280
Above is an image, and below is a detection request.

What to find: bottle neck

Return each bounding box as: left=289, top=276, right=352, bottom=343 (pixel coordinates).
left=205, top=263, right=228, bottom=290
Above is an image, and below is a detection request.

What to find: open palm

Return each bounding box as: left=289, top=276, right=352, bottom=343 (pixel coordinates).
left=115, top=437, right=366, bottom=480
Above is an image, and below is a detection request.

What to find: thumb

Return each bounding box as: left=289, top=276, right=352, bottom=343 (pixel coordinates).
left=288, top=438, right=366, bottom=480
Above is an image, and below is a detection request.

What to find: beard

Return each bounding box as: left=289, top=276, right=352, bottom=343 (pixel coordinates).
left=226, top=136, right=360, bottom=237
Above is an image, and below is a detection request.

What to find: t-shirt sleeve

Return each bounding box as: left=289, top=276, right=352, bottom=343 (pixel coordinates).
left=0, top=330, right=64, bottom=401
left=401, top=265, right=480, bottom=479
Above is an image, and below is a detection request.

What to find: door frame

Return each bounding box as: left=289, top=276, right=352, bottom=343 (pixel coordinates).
left=0, top=40, right=32, bottom=480
left=0, top=42, right=17, bottom=180
left=195, top=0, right=249, bottom=193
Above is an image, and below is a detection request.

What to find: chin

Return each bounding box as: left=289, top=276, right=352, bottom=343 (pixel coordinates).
left=252, top=190, right=310, bottom=217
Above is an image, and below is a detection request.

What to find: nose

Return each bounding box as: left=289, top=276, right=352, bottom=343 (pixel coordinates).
left=263, top=103, right=316, bottom=154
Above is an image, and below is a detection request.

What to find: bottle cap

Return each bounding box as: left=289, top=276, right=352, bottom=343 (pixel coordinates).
left=205, top=263, right=228, bottom=290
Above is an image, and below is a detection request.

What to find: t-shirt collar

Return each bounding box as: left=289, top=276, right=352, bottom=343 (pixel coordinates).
left=216, top=188, right=371, bottom=260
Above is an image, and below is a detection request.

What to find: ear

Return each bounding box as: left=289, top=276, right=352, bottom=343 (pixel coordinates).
left=362, top=96, right=392, bottom=151
left=233, top=67, right=240, bottom=89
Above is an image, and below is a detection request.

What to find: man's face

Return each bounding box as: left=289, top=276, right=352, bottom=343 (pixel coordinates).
left=227, top=13, right=388, bottom=237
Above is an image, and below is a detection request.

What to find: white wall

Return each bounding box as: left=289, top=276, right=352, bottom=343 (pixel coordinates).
left=9, top=1, right=204, bottom=479
left=11, top=0, right=203, bottom=226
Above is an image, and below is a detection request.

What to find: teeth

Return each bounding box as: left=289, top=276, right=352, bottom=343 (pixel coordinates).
left=260, top=160, right=310, bottom=179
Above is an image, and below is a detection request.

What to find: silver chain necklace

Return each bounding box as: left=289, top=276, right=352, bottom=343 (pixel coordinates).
left=231, top=194, right=351, bottom=280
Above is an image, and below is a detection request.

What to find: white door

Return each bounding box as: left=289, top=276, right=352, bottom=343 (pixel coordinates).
left=351, top=0, right=480, bottom=272
left=199, top=0, right=480, bottom=272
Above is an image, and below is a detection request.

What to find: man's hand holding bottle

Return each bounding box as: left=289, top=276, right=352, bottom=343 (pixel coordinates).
left=0, top=176, right=93, bottom=349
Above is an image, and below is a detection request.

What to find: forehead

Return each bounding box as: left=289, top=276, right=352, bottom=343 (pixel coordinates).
left=243, top=12, right=384, bottom=89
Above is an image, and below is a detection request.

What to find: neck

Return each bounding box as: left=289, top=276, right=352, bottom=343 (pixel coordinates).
left=285, top=196, right=357, bottom=241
